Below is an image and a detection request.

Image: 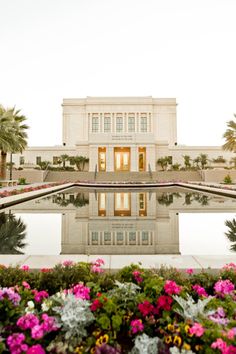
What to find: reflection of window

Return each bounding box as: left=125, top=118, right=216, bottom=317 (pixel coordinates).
left=117, top=232, right=124, bottom=244
left=98, top=193, right=106, bottom=216
left=92, top=117, right=99, bottom=132
left=104, top=232, right=111, bottom=241
left=20, top=156, right=25, bottom=165
left=92, top=232, right=99, bottom=245
left=139, top=193, right=147, bottom=216
left=104, top=117, right=111, bottom=132
left=114, top=193, right=131, bottom=216
left=141, top=231, right=149, bottom=245
left=129, top=232, right=136, bottom=244
left=128, top=116, right=135, bottom=132
left=116, top=117, right=123, bottom=132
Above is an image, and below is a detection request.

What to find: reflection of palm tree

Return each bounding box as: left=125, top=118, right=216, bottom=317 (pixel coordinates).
left=52, top=192, right=89, bottom=208
left=225, top=218, right=236, bottom=252
left=0, top=213, right=27, bottom=254
left=157, top=193, right=174, bottom=206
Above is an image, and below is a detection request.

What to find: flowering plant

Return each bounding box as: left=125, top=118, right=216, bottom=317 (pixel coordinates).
left=0, top=261, right=236, bottom=353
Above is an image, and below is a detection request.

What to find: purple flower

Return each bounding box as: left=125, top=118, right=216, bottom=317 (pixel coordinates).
left=0, top=287, right=21, bottom=305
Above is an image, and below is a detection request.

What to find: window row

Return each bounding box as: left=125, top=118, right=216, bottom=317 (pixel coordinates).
left=90, top=113, right=151, bottom=133
left=89, top=231, right=153, bottom=246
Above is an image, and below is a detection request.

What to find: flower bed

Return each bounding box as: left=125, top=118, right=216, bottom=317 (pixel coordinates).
left=0, top=261, right=236, bottom=353
left=0, top=183, right=67, bottom=198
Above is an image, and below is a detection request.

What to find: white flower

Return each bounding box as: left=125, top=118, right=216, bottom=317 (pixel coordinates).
left=25, top=300, right=35, bottom=313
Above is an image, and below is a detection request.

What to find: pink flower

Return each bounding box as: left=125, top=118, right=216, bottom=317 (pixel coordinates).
left=164, top=280, right=181, bottom=295
left=214, top=279, right=235, bottom=296
left=7, top=333, right=28, bottom=354
left=130, top=319, right=144, bottom=334
left=20, top=265, right=29, bottom=271
left=138, top=301, right=154, bottom=317
left=189, top=323, right=205, bottom=337
left=40, top=268, right=52, bottom=273
left=34, top=290, right=49, bottom=303
left=31, top=325, right=44, bottom=339
left=222, top=263, right=236, bottom=271
left=62, top=260, right=75, bottom=267
left=132, top=270, right=143, bottom=283
left=41, top=314, right=58, bottom=332
left=91, top=258, right=105, bottom=273
left=186, top=268, right=194, bottom=275
left=211, top=338, right=228, bottom=351
left=72, top=283, right=90, bottom=300
left=227, top=328, right=236, bottom=340
left=91, top=265, right=104, bottom=273
left=27, top=344, right=46, bottom=354
left=192, top=284, right=208, bottom=297
left=22, top=281, right=31, bottom=289
left=17, top=314, right=39, bottom=330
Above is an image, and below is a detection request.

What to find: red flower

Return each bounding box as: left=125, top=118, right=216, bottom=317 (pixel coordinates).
left=90, top=299, right=103, bottom=311
left=156, top=295, right=173, bottom=311
left=138, top=301, right=154, bottom=317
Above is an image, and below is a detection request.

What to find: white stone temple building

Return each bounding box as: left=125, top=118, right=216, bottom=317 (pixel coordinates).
left=12, top=96, right=233, bottom=172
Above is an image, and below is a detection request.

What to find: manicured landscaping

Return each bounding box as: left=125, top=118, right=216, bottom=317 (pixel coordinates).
left=0, top=183, right=66, bottom=199
left=0, top=260, right=236, bottom=353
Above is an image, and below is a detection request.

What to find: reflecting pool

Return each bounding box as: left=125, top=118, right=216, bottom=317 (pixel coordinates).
left=1, top=187, right=236, bottom=255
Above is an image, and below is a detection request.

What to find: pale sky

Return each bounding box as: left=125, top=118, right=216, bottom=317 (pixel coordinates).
left=1, top=0, right=236, bottom=147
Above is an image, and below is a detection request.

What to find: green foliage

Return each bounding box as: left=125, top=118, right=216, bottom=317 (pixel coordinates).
left=157, top=156, right=172, bottom=171
left=223, top=114, right=236, bottom=152
left=18, top=177, right=26, bottom=185
left=223, top=174, right=232, bottom=184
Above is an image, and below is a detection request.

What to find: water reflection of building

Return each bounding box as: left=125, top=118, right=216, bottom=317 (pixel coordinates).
left=61, top=191, right=179, bottom=254
left=10, top=188, right=236, bottom=255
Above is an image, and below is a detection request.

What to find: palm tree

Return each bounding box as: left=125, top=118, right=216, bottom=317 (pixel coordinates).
left=0, top=213, right=27, bottom=254
left=70, top=155, right=88, bottom=171
left=157, top=157, right=169, bottom=171
left=182, top=155, right=191, bottom=170
left=223, top=115, right=236, bottom=152
left=225, top=218, right=236, bottom=252
left=199, top=153, right=208, bottom=169
left=0, top=105, right=28, bottom=180
left=60, top=154, right=69, bottom=170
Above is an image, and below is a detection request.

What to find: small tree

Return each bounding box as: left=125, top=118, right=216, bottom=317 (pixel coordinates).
left=157, top=157, right=169, bottom=171
left=182, top=155, right=191, bottom=170
left=199, top=153, right=208, bottom=169
left=38, top=160, right=50, bottom=170
left=223, top=115, right=236, bottom=152
left=60, top=154, right=69, bottom=170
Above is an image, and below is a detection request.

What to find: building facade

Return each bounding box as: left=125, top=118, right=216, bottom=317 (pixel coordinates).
left=11, top=97, right=234, bottom=172
left=62, top=96, right=177, bottom=172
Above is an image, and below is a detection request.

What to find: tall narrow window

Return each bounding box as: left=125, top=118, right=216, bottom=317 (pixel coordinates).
left=92, top=117, right=99, bottom=132
left=128, top=116, right=135, bottom=132
left=36, top=156, right=41, bottom=165
left=19, top=156, right=25, bottom=165
left=104, top=117, right=111, bottom=132
left=140, top=117, right=147, bottom=132
left=116, top=117, right=123, bottom=132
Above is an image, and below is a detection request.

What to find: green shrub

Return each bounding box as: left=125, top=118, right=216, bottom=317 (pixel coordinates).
left=18, top=177, right=26, bottom=185
left=223, top=174, right=232, bottom=184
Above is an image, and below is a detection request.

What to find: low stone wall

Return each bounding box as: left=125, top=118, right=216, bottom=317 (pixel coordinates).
left=7, top=170, right=45, bottom=183
left=201, top=169, right=236, bottom=182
